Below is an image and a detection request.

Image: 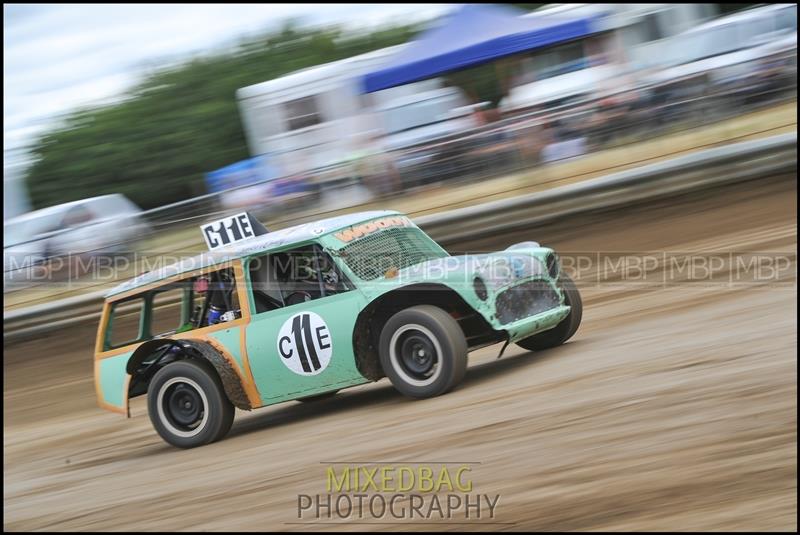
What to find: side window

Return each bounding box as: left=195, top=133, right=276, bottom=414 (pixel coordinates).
left=150, top=284, right=189, bottom=337
left=316, top=249, right=351, bottom=295
left=248, top=245, right=352, bottom=314
left=248, top=254, right=286, bottom=313
left=103, top=267, right=242, bottom=349
left=106, top=297, right=145, bottom=349
left=61, top=205, right=94, bottom=228
left=285, top=95, right=321, bottom=131
left=185, top=267, right=241, bottom=329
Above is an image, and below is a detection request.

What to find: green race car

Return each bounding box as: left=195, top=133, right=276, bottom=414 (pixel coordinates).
left=94, top=211, right=581, bottom=448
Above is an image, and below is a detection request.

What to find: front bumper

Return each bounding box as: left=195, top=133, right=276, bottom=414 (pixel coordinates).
left=500, top=304, right=571, bottom=343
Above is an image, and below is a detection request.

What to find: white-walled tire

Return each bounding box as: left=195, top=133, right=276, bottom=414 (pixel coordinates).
left=379, top=305, right=468, bottom=398
left=147, top=360, right=234, bottom=448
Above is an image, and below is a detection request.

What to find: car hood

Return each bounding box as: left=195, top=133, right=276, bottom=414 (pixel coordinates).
left=357, top=248, right=553, bottom=298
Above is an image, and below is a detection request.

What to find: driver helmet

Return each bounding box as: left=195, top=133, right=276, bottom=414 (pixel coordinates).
left=322, top=268, right=339, bottom=289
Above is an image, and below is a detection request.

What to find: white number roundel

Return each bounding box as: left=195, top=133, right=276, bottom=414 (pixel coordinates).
left=276, top=312, right=333, bottom=376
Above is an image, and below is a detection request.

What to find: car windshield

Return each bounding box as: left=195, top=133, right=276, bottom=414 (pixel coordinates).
left=86, top=195, right=139, bottom=216
left=3, top=221, right=29, bottom=247
left=669, top=9, right=793, bottom=66
left=337, top=226, right=449, bottom=281
left=3, top=212, right=62, bottom=247
left=672, top=25, right=741, bottom=65
left=381, top=93, right=463, bottom=135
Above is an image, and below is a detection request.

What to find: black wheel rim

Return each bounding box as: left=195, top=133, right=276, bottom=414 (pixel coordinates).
left=163, top=382, right=205, bottom=432
left=396, top=330, right=438, bottom=380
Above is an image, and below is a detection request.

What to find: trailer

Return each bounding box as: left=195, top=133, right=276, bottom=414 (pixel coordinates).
left=236, top=46, right=478, bottom=188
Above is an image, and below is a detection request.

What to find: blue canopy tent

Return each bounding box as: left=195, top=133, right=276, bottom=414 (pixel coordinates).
left=361, top=4, right=602, bottom=93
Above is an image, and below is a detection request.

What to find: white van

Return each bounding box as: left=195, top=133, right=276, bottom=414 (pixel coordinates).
left=643, top=4, right=797, bottom=86
left=3, top=194, right=149, bottom=288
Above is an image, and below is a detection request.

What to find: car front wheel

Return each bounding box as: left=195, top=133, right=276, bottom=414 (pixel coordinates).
left=379, top=305, right=468, bottom=399
left=147, top=360, right=234, bottom=448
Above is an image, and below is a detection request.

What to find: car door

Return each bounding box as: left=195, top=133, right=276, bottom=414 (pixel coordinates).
left=243, top=245, right=369, bottom=404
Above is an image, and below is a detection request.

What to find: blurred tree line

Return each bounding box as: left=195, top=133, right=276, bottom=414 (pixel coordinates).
left=25, top=6, right=551, bottom=210
left=25, top=22, right=422, bottom=210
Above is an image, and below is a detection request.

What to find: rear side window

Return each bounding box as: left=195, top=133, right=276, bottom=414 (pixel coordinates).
left=103, top=266, right=243, bottom=350
left=106, top=297, right=145, bottom=349
left=150, top=285, right=188, bottom=337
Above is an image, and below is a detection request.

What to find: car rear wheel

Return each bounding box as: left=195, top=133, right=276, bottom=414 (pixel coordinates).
left=147, top=360, right=234, bottom=448
left=516, top=274, right=582, bottom=351
left=379, top=305, right=468, bottom=399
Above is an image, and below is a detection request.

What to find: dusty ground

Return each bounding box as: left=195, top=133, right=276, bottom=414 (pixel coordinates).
left=3, top=176, right=797, bottom=531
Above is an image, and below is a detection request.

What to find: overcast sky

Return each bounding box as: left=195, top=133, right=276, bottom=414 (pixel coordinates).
left=3, top=3, right=451, bottom=175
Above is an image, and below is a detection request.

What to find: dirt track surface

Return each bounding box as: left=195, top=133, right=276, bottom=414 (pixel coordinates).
left=4, top=176, right=797, bottom=531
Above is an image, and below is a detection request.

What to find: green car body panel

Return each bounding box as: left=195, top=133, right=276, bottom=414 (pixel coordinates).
left=94, top=210, right=570, bottom=415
